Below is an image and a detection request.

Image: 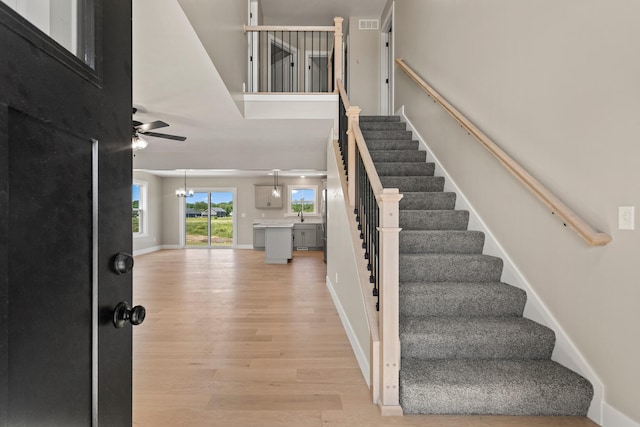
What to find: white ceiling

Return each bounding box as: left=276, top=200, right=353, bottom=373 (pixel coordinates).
left=132, top=0, right=386, bottom=178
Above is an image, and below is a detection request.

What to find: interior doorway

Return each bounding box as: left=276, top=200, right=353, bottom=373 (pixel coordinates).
left=380, top=4, right=394, bottom=114
left=268, top=34, right=298, bottom=92
left=184, top=190, right=236, bottom=247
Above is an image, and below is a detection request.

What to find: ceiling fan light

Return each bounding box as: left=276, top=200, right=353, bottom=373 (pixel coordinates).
left=132, top=135, right=148, bottom=151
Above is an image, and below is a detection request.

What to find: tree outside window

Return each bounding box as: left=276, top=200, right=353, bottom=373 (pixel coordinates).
left=289, top=186, right=317, bottom=215
left=132, top=181, right=146, bottom=235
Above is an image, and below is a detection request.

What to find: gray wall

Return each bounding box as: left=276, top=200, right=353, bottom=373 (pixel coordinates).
left=177, top=0, right=248, bottom=112
left=393, top=0, right=640, bottom=422
left=159, top=175, right=325, bottom=247
left=132, top=171, right=163, bottom=254
left=347, top=17, right=380, bottom=114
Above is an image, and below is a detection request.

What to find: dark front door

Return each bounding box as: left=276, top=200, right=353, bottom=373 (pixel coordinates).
left=0, top=1, right=134, bottom=426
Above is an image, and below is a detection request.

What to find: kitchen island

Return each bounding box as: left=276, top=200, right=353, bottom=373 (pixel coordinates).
left=258, top=223, right=293, bottom=264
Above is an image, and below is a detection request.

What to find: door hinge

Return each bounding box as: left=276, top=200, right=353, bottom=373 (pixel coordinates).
left=250, top=12, right=253, bottom=18
left=386, top=42, right=389, bottom=47
left=291, top=62, right=295, bottom=67
left=386, top=78, right=389, bottom=84
left=250, top=56, right=253, bottom=62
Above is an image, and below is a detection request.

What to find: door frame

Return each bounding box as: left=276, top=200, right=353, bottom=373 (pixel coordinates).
left=305, top=50, right=330, bottom=92
left=267, top=33, right=298, bottom=92
left=180, top=187, right=238, bottom=248
left=380, top=2, right=394, bottom=115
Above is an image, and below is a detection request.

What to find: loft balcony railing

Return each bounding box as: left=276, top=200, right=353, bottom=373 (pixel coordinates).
left=244, top=18, right=343, bottom=93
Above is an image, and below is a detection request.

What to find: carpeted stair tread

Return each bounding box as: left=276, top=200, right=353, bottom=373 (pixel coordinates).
left=400, top=254, right=503, bottom=282
left=376, top=162, right=435, bottom=177
left=366, top=140, right=420, bottom=151
left=399, top=359, right=593, bottom=416
left=370, top=149, right=427, bottom=163
left=380, top=176, right=444, bottom=192
left=400, top=210, right=469, bottom=230
left=400, top=230, right=484, bottom=254
left=400, top=282, right=526, bottom=317
left=360, top=115, right=401, bottom=122
left=362, top=130, right=413, bottom=140
left=359, top=121, right=407, bottom=131
left=400, top=192, right=456, bottom=210
left=400, top=316, right=555, bottom=360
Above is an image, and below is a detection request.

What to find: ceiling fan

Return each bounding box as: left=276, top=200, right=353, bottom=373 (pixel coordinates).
left=132, top=107, right=186, bottom=150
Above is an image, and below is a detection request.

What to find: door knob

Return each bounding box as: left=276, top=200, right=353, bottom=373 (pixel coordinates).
left=112, top=252, right=134, bottom=275
left=113, top=301, right=146, bottom=328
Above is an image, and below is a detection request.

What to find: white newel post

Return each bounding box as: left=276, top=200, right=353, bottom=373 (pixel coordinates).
left=377, top=188, right=403, bottom=416
left=333, top=17, right=343, bottom=90
left=346, top=106, right=360, bottom=207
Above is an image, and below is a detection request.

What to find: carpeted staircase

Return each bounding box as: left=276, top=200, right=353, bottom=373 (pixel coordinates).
left=359, top=115, right=594, bottom=416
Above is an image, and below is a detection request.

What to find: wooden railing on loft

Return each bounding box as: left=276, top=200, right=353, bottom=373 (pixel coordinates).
left=396, top=58, right=612, bottom=247
left=243, top=18, right=343, bottom=93
left=336, top=79, right=403, bottom=416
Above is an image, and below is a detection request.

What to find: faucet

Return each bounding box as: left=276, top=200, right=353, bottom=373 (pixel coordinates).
left=298, top=197, right=305, bottom=222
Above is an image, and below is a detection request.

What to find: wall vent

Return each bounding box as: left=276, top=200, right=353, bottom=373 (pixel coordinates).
left=359, top=19, right=379, bottom=30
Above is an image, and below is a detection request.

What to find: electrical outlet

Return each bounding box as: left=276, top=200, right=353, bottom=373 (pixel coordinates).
left=618, top=206, right=635, bottom=230
left=335, top=272, right=338, bottom=284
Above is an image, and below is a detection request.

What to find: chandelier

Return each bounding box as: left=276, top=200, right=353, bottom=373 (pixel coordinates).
left=175, top=170, right=194, bottom=198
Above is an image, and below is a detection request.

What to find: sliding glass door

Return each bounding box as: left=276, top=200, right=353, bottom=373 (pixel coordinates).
left=185, top=191, right=234, bottom=247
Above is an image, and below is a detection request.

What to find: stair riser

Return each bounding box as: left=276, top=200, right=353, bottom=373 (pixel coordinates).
left=399, top=255, right=503, bottom=282
left=366, top=140, right=419, bottom=151
left=376, top=163, right=435, bottom=177
left=400, top=360, right=593, bottom=416
left=371, top=151, right=427, bottom=163
left=400, top=319, right=555, bottom=360
left=400, top=231, right=484, bottom=254
left=400, top=211, right=469, bottom=231
left=399, top=283, right=526, bottom=317
left=362, top=130, right=413, bottom=140
left=381, top=176, right=444, bottom=192
left=359, top=121, right=407, bottom=131
left=360, top=115, right=401, bottom=122
left=400, top=193, right=456, bottom=210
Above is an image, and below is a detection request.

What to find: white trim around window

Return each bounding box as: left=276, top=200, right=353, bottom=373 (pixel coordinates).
left=286, top=184, right=319, bottom=216
left=132, top=179, right=148, bottom=237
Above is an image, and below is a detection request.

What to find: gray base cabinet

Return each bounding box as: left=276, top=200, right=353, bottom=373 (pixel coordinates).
left=253, top=226, right=265, bottom=250
left=292, top=224, right=324, bottom=250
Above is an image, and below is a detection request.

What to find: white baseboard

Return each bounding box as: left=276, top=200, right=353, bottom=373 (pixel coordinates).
left=133, top=245, right=162, bottom=256
left=325, top=275, right=370, bottom=386
left=603, top=403, right=639, bottom=427
left=398, top=106, right=604, bottom=424
left=235, top=244, right=254, bottom=250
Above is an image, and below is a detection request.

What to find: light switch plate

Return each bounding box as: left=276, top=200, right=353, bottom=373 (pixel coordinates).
left=618, top=206, right=635, bottom=230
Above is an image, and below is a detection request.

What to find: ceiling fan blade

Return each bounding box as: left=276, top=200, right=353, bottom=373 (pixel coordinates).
left=132, top=120, right=143, bottom=127
left=135, top=120, right=169, bottom=132
left=141, top=131, right=187, bottom=141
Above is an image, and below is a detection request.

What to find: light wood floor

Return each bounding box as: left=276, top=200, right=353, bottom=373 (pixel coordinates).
left=132, top=249, right=599, bottom=427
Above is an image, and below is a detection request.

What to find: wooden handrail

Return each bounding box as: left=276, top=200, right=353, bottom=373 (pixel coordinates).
left=243, top=25, right=336, bottom=33
left=396, top=58, right=611, bottom=246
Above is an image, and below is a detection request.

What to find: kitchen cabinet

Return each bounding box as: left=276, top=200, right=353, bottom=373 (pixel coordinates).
left=292, top=224, right=323, bottom=250
left=253, top=226, right=265, bottom=250
left=255, top=185, right=283, bottom=209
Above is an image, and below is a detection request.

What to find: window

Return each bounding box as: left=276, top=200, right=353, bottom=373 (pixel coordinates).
left=288, top=185, right=317, bottom=215
left=132, top=181, right=147, bottom=235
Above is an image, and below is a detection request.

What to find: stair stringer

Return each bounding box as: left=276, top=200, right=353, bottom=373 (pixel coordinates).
left=397, top=105, right=604, bottom=424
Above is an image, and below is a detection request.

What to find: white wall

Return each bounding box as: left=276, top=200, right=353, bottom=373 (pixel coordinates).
left=160, top=175, right=325, bottom=247
left=347, top=17, right=380, bottom=114
left=326, top=141, right=371, bottom=379
left=177, top=0, right=248, bottom=112
left=393, top=0, right=640, bottom=423
left=132, top=171, right=163, bottom=254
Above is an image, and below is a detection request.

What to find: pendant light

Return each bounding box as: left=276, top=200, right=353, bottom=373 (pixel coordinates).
left=176, top=170, right=194, bottom=198
left=272, top=169, right=281, bottom=198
